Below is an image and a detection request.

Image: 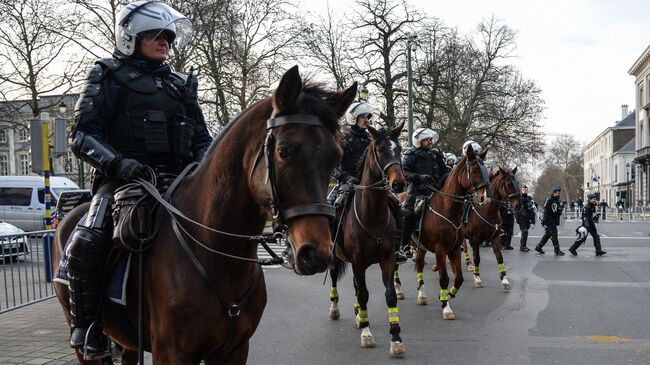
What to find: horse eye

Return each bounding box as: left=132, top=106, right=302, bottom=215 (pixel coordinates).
left=278, top=147, right=290, bottom=160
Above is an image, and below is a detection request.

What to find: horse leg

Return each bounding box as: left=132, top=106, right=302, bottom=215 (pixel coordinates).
left=463, top=240, right=474, bottom=272
left=353, top=264, right=375, bottom=348
left=435, top=248, right=454, bottom=320
left=448, top=247, right=464, bottom=302
left=352, top=276, right=361, bottom=328
left=329, top=257, right=342, bottom=320
left=120, top=349, right=138, bottom=365
left=380, top=258, right=405, bottom=357
left=207, top=341, right=249, bottom=365
left=393, top=266, right=405, bottom=300
left=151, top=344, right=199, bottom=365
left=415, top=248, right=427, bottom=305
left=471, top=238, right=482, bottom=288
left=491, top=236, right=510, bottom=290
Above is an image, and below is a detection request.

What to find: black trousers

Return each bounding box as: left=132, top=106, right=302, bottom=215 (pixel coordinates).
left=518, top=222, right=531, bottom=247
left=570, top=226, right=602, bottom=252
left=538, top=225, right=561, bottom=251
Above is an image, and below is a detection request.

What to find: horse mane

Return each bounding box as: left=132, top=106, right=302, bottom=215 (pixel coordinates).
left=354, top=128, right=392, bottom=178
left=203, top=80, right=342, bottom=158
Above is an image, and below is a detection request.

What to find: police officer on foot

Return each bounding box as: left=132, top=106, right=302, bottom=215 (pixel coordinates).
left=66, top=1, right=212, bottom=358
left=499, top=203, right=515, bottom=250
left=515, top=185, right=536, bottom=252
left=569, top=193, right=607, bottom=256
left=399, top=128, right=447, bottom=263
left=535, top=187, right=565, bottom=255
left=327, top=101, right=373, bottom=205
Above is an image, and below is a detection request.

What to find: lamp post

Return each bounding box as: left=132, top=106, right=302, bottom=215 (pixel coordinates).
left=406, top=32, right=417, bottom=147
left=59, top=102, right=84, bottom=188
left=626, top=162, right=631, bottom=209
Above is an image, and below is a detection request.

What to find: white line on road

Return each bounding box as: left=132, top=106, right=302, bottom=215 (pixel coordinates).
left=527, top=236, right=650, bottom=240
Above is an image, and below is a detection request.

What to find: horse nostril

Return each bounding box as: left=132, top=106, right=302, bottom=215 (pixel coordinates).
left=296, top=243, right=331, bottom=275
left=392, top=180, right=405, bottom=193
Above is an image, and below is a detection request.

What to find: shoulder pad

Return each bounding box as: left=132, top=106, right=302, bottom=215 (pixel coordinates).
left=404, top=148, right=416, bottom=155
left=96, top=58, right=122, bottom=71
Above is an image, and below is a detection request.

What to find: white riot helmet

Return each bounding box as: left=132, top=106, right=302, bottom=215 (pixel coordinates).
left=445, top=152, right=458, bottom=164
left=576, top=226, right=587, bottom=240
left=115, top=0, right=193, bottom=57
left=412, top=128, right=439, bottom=147
left=462, top=140, right=482, bottom=154
left=345, top=102, right=374, bottom=126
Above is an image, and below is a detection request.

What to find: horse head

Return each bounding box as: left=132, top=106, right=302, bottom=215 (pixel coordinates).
left=249, top=66, right=357, bottom=275
left=459, top=145, right=491, bottom=204
left=495, top=166, right=521, bottom=211
left=365, top=122, right=406, bottom=193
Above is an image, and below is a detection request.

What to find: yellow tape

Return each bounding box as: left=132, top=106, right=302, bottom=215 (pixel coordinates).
left=354, top=302, right=360, bottom=309
left=474, top=267, right=480, bottom=275
left=393, top=271, right=399, bottom=279
left=498, top=263, right=506, bottom=273
left=450, top=286, right=458, bottom=296
left=439, top=289, right=449, bottom=301
left=388, top=307, right=399, bottom=314
left=389, top=316, right=400, bottom=323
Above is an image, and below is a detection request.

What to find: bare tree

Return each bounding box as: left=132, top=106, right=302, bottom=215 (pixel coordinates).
left=536, top=135, right=583, bottom=203
left=0, top=0, right=83, bottom=118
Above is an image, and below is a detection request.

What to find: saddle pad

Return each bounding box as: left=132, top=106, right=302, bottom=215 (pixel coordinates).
left=107, top=253, right=132, bottom=306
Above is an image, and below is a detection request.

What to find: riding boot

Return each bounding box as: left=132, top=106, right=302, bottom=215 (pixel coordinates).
left=519, top=230, right=530, bottom=251
left=397, top=214, right=415, bottom=264
left=69, top=276, right=109, bottom=358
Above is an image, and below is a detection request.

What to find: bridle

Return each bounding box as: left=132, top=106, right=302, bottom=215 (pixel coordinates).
left=464, top=156, right=491, bottom=199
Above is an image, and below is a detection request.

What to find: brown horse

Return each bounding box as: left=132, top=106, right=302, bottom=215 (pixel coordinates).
left=51, top=66, right=357, bottom=364
left=394, top=146, right=490, bottom=320
left=328, top=123, right=406, bottom=356
left=463, top=167, right=521, bottom=290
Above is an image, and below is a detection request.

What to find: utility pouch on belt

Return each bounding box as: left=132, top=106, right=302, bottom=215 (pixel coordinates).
left=145, top=110, right=170, bottom=153
left=172, top=114, right=195, bottom=160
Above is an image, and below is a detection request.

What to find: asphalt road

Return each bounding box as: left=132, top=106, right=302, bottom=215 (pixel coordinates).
left=247, top=219, right=650, bottom=365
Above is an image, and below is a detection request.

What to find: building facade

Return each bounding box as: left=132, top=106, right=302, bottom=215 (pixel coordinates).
left=629, top=44, right=650, bottom=207
left=582, top=107, right=635, bottom=207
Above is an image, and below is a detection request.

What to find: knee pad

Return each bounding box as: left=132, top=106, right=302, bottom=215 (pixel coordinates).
left=67, top=226, right=107, bottom=275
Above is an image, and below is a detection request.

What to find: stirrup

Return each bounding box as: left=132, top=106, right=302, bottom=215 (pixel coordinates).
left=82, top=322, right=112, bottom=360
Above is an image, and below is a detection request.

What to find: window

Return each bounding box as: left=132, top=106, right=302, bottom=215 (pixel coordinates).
left=0, top=155, right=7, bottom=175
left=0, top=130, right=6, bottom=143
left=17, top=128, right=28, bottom=142
left=0, top=187, right=33, bottom=206
left=614, top=164, right=618, bottom=182
left=18, top=154, right=30, bottom=175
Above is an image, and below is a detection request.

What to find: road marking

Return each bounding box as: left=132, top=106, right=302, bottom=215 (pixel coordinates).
left=527, top=236, right=650, bottom=240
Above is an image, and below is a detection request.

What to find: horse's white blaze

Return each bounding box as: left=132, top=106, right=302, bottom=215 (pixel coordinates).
left=501, top=276, right=511, bottom=291
left=360, top=327, right=376, bottom=348
left=329, top=302, right=340, bottom=320
left=390, top=341, right=406, bottom=357
left=473, top=274, right=482, bottom=288
left=443, top=303, right=455, bottom=320
left=395, top=282, right=405, bottom=300
left=417, top=286, right=427, bottom=305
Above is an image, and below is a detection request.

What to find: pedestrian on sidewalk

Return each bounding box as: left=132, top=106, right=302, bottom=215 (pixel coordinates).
left=616, top=199, right=625, bottom=220
left=599, top=199, right=609, bottom=220
left=535, top=187, right=565, bottom=255
left=569, top=193, right=607, bottom=256
left=515, top=185, right=536, bottom=252
left=576, top=197, right=584, bottom=219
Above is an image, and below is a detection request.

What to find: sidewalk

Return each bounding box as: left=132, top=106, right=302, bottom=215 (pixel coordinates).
left=0, top=298, right=77, bottom=365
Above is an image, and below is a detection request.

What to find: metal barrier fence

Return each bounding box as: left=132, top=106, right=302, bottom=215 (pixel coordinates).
left=0, top=229, right=56, bottom=314
left=562, top=207, right=649, bottom=221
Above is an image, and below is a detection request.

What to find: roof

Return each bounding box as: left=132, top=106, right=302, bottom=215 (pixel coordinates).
left=615, top=111, right=636, bottom=128
left=629, top=44, right=650, bottom=76
left=614, top=137, right=636, bottom=154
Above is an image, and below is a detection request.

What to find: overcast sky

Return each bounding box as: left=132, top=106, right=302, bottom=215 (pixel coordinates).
left=311, top=0, right=650, bottom=145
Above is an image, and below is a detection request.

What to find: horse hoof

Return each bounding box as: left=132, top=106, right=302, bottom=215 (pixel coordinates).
left=389, top=341, right=406, bottom=357
left=417, top=296, right=427, bottom=305
left=360, top=328, right=376, bottom=348
left=467, top=264, right=474, bottom=272
left=502, top=279, right=511, bottom=291
left=443, top=306, right=455, bottom=320
left=431, top=264, right=438, bottom=272
left=473, top=281, right=482, bottom=288
left=396, top=291, right=405, bottom=300
left=329, top=304, right=340, bottom=320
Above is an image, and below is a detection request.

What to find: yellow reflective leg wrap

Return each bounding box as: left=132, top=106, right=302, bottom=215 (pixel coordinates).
left=388, top=307, right=399, bottom=324
left=330, top=287, right=338, bottom=301
left=498, top=263, right=506, bottom=273
left=439, top=289, right=449, bottom=302
left=464, top=252, right=471, bottom=261
left=393, top=271, right=400, bottom=280
left=354, top=302, right=360, bottom=311
left=417, top=272, right=424, bottom=281
left=358, top=309, right=369, bottom=324
left=450, top=286, right=458, bottom=297
left=474, top=266, right=480, bottom=275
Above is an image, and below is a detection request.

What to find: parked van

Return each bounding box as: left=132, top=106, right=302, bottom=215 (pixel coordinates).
left=0, top=176, right=80, bottom=231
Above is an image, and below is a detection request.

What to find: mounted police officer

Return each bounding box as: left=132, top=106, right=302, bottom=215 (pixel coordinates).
left=515, top=185, right=536, bottom=252
left=444, top=152, right=458, bottom=172
left=535, top=187, right=565, bottom=255
left=66, top=0, right=212, bottom=358
left=569, top=193, right=606, bottom=256
left=398, top=128, right=447, bottom=262
left=327, top=101, right=373, bottom=206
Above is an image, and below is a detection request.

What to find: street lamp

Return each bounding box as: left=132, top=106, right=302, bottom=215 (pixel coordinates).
left=406, top=32, right=417, bottom=147
left=59, top=102, right=85, bottom=188
left=626, top=162, right=631, bottom=209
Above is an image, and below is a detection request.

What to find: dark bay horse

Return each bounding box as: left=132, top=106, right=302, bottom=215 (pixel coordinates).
left=463, top=167, right=521, bottom=290
left=328, top=123, right=406, bottom=356
left=394, top=147, right=490, bottom=320
left=52, top=66, right=357, bottom=364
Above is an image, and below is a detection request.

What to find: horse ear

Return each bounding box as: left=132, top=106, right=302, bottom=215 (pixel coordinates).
left=366, top=124, right=379, bottom=139
left=479, top=148, right=488, bottom=160
left=498, top=166, right=506, bottom=175
left=273, top=65, right=303, bottom=112
left=391, top=121, right=405, bottom=137
left=512, top=166, right=518, bottom=175
left=465, top=144, right=476, bottom=159
left=488, top=167, right=497, bottom=178
left=328, top=82, right=358, bottom=118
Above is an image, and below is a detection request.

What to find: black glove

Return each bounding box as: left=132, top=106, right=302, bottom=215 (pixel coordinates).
left=113, top=158, right=147, bottom=182
left=345, top=176, right=360, bottom=185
